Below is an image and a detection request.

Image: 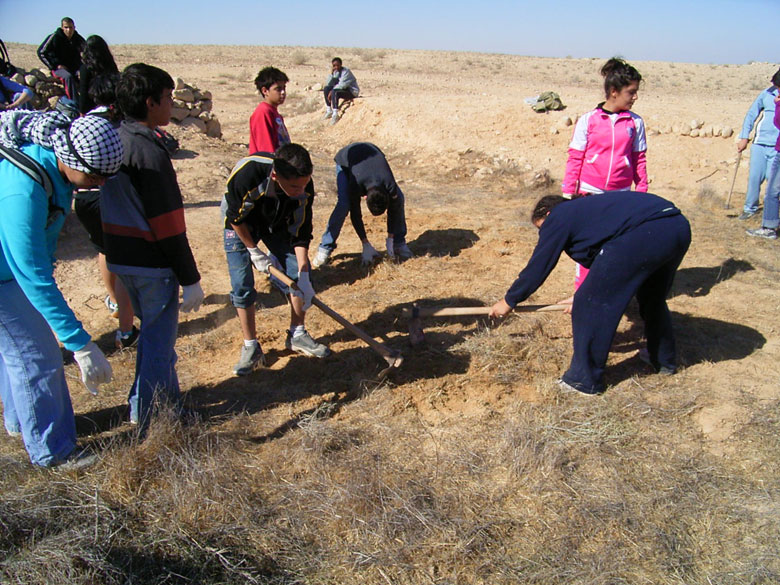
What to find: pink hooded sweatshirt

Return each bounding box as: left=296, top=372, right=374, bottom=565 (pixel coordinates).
left=562, top=106, right=648, bottom=195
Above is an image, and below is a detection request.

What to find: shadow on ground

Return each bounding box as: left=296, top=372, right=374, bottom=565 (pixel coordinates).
left=673, top=258, right=754, bottom=297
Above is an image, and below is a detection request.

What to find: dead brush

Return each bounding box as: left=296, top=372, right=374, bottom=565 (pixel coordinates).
left=458, top=316, right=569, bottom=385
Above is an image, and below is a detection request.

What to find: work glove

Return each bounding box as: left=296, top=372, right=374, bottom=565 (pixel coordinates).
left=247, top=247, right=272, bottom=274
left=293, top=270, right=315, bottom=311
left=181, top=282, right=204, bottom=313
left=385, top=236, right=395, bottom=259
left=361, top=241, right=380, bottom=265
left=73, top=341, right=113, bottom=395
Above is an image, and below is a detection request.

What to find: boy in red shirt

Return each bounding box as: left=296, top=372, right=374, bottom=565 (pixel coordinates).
left=249, top=67, right=290, bottom=154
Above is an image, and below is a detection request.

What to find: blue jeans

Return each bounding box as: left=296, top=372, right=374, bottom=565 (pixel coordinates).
left=223, top=226, right=300, bottom=309
left=118, top=274, right=181, bottom=427
left=318, top=166, right=407, bottom=252
left=743, top=143, right=778, bottom=213
left=760, top=153, right=780, bottom=229
left=0, top=279, right=77, bottom=466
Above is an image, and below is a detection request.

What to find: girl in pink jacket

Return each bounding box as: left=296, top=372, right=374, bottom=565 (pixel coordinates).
left=562, top=58, right=648, bottom=290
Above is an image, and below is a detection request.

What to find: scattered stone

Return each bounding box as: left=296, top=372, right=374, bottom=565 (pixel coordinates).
left=690, top=119, right=704, bottom=130
left=180, top=117, right=207, bottom=133
left=525, top=168, right=552, bottom=189
left=680, top=127, right=691, bottom=136
left=722, top=127, right=734, bottom=138
left=549, top=127, right=559, bottom=135
left=173, top=87, right=195, bottom=102
left=690, top=129, right=700, bottom=137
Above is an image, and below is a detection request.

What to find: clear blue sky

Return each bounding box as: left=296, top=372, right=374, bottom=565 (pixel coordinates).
left=1, top=0, right=776, bottom=64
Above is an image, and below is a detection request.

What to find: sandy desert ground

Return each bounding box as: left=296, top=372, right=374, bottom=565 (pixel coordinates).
left=2, top=43, right=779, bottom=583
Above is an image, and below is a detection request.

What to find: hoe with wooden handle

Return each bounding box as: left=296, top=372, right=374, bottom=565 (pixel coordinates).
left=403, top=303, right=569, bottom=347
left=268, top=265, right=403, bottom=378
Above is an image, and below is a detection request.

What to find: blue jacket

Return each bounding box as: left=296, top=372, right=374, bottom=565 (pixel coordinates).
left=504, top=192, right=682, bottom=307
left=739, top=86, right=779, bottom=147
left=0, top=144, right=90, bottom=351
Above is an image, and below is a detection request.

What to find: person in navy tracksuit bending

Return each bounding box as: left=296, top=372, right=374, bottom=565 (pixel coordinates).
left=489, top=191, right=691, bottom=395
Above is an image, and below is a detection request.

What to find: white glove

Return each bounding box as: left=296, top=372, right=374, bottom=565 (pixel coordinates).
left=361, top=241, right=380, bottom=265
left=293, top=270, right=315, bottom=311
left=247, top=247, right=272, bottom=273
left=385, top=236, right=395, bottom=259
left=181, top=281, right=204, bottom=313
left=73, top=341, right=112, bottom=395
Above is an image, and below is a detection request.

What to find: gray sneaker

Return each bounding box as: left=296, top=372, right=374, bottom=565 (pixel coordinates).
left=233, top=343, right=266, bottom=376
left=286, top=330, right=331, bottom=358
left=746, top=227, right=777, bottom=239
left=52, top=447, right=98, bottom=471
left=738, top=210, right=757, bottom=220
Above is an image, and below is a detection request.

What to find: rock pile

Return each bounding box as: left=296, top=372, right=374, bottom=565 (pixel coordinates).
left=170, top=78, right=221, bottom=138
left=6, top=68, right=65, bottom=109
left=552, top=114, right=734, bottom=139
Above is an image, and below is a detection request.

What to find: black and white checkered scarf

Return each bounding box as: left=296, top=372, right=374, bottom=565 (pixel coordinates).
left=0, top=110, right=123, bottom=176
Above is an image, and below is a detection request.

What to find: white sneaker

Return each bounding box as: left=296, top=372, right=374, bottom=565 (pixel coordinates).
left=312, top=247, right=331, bottom=268
left=330, top=112, right=339, bottom=125
left=323, top=108, right=333, bottom=120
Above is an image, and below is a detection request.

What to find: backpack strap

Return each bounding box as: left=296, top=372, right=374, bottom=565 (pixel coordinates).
left=0, top=143, right=63, bottom=227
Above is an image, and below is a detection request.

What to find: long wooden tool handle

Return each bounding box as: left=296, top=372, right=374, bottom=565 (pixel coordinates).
left=725, top=151, right=742, bottom=209
left=267, top=265, right=398, bottom=361
left=408, top=304, right=568, bottom=318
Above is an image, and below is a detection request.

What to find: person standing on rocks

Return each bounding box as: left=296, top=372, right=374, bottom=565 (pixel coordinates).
left=249, top=67, right=291, bottom=154
left=37, top=17, right=86, bottom=102
left=322, top=57, right=359, bottom=125
left=312, top=142, right=410, bottom=268
left=736, top=67, right=780, bottom=221
left=560, top=57, right=648, bottom=306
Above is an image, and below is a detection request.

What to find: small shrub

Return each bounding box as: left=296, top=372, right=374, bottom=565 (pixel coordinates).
left=291, top=50, right=306, bottom=66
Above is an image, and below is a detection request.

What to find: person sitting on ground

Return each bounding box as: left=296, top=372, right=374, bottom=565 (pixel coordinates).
left=0, top=110, right=123, bottom=468
left=0, top=75, right=34, bottom=111
left=313, top=142, right=410, bottom=268
left=100, top=63, right=204, bottom=430
left=72, top=73, right=138, bottom=349
left=322, top=57, right=359, bottom=125
left=221, top=143, right=330, bottom=376
left=249, top=66, right=291, bottom=154
left=37, top=17, right=86, bottom=101
left=78, top=34, right=119, bottom=115
left=736, top=67, right=780, bottom=220
left=746, top=91, right=780, bottom=240
left=489, top=191, right=691, bottom=396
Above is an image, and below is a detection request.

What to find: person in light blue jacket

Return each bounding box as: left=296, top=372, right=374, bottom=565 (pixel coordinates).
left=737, top=67, right=780, bottom=220
left=0, top=111, right=123, bottom=468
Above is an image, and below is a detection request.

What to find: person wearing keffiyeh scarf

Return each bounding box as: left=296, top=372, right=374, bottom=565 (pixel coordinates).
left=0, top=108, right=123, bottom=469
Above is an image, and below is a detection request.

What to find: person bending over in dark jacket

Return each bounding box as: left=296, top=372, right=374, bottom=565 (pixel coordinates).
left=489, top=191, right=691, bottom=395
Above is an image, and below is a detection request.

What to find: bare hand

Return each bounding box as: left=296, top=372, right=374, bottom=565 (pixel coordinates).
left=557, top=295, right=574, bottom=315
left=736, top=138, right=748, bottom=153
left=489, top=299, right=512, bottom=319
